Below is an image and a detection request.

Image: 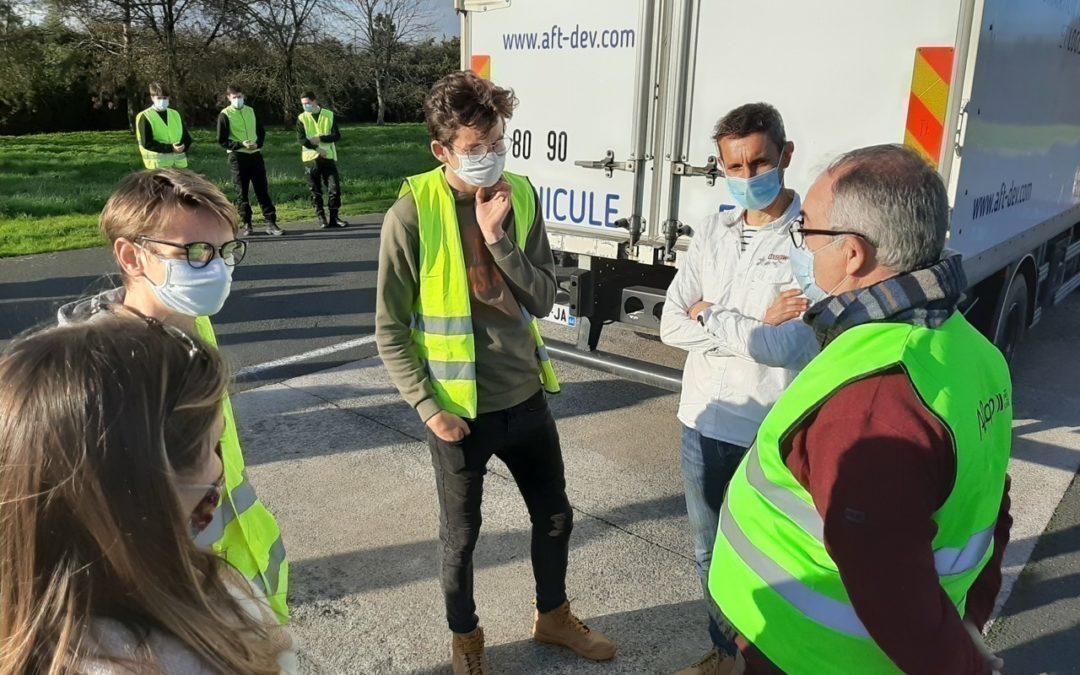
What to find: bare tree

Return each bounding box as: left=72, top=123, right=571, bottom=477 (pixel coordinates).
left=237, top=0, right=321, bottom=125
left=334, top=0, right=433, bottom=124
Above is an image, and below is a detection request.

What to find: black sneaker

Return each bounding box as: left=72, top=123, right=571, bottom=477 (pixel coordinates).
left=266, top=222, right=284, bottom=236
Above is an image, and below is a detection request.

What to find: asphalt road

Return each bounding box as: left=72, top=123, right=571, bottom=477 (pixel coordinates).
left=2, top=221, right=1079, bottom=673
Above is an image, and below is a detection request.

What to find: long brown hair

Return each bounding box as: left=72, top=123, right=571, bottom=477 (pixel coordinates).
left=0, top=318, right=282, bottom=674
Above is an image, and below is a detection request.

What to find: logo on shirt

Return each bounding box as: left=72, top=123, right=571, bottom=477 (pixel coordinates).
left=767, top=253, right=789, bottom=263
left=976, top=389, right=1011, bottom=440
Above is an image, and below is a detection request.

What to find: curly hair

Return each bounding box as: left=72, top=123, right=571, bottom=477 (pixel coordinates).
left=423, top=70, right=518, bottom=146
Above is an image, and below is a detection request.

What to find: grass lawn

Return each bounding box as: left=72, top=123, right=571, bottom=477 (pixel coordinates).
left=0, top=124, right=436, bottom=258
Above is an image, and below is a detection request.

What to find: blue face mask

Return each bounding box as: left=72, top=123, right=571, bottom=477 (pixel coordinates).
left=789, top=238, right=844, bottom=305
left=231, top=97, right=245, bottom=110
left=727, top=165, right=783, bottom=211
left=303, top=103, right=317, bottom=113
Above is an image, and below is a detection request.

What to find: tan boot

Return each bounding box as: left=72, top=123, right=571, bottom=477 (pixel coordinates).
left=532, top=601, right=617, bottom=661
left=451, top=627, right=489, bottom=675
left=675, top=648, right=738, bottom=675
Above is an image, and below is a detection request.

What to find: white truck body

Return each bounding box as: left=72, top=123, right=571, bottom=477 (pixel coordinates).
left=459, top=0, right=1080, bottom=361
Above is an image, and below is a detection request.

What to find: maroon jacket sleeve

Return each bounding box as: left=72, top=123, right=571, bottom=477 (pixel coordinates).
left=964, top=474, right=1012, bottom=628
left=785, top=372, right=994, bottom=675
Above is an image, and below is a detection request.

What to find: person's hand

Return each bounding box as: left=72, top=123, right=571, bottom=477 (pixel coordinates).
left=173, top=143, right=186, bottom=153
left=764, top=289, right=811, bottom=326
left=317, top=146, right=329, bottom=158
left=243, top=140, right=257, bottom=149
left=964, top=620, right=1004, bottom=675
left=476, top=181, right=511, bottom=244
left=426, top=411, right=471, bottom=443
left=689, top=301, right=713, bottom=322
left=308, top=135, right=320, bottom=146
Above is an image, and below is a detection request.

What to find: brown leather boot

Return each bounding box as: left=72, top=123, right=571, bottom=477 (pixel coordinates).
left=675, top=648, right=738, bottom=675
left=532, top=601, right=616, bottom=661
left=451, top=627, right=488, bottom=675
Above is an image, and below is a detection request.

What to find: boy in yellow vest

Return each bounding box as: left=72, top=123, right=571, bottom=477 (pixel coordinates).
left=296, top=90, right=348, bottom=229
left=135, top=82, right=191, bottom=169
left=217, top=84, right=283, bottom=237
left=375, top=71, right=616, bottom=675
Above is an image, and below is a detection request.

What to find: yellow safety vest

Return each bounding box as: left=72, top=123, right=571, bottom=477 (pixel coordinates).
left=710, top=314, right=1012, bottom=674
left=299, top=109, right=337, bottom=162
left=194, top=317, right=289, bottom=622
left=135, top=107, right=188, bottom=169
left=222, top=106, right=260, bottom=154
left=399, top=167, right=560, bottom=419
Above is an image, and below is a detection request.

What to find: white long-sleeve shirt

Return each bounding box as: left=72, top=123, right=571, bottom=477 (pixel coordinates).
left=660, top=196, right=819, bottom=447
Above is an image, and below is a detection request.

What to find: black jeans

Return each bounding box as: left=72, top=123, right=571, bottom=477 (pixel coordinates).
left=229, top=152, right=276, bottom=224
left=305, top=157, right=341, bottom=216
left=428, top=389, right=573, bottom=634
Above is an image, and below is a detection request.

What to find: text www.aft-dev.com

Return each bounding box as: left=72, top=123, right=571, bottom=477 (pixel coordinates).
left=502, top=25, right=636, bottom=50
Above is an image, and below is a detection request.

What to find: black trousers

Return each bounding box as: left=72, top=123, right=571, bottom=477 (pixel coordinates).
left=305, top=157, right=341, bottom=216
left=229, top=152, right=276, bottom=224
left=427, top=389, right=572, bottom=634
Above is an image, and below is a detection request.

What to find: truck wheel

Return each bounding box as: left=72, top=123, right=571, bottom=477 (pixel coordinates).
left=992, top=272, right=1029, bottom=363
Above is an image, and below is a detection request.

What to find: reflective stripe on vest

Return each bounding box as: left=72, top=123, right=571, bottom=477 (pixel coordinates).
left=222, top=106, right=260, bottom=153
left=135, top=108, right=188, bottom=169
left=194, top=317, right=289, bottom=622
left=400, top=167, right=560, bottom=419
left=709, top=314, right=1012, bottom=675
left=299, top=109, right=337, bottom=162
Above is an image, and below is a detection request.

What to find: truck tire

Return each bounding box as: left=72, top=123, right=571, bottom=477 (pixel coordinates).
left=992, top=272, right=1029, bottom=363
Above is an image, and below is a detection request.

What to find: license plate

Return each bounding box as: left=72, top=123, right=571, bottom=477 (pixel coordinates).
left=544, top=303, right=577, bottom=327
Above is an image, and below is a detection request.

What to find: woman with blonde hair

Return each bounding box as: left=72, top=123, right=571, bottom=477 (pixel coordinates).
left=0, top=316, right=295, bottom=674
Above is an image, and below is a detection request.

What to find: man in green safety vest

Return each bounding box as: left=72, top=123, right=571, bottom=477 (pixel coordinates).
left=135, top=82, right=191, bottom=170
left=708, top=144, right=1012, bottom=675
left=217, top=84, right=283, bottom=237
left=296, top=90, right=348, bottom=229
left=375, top=71, right=616, bottom=675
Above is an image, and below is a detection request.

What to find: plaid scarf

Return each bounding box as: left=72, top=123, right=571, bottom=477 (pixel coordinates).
left=803, top=253, right=968, bottom=348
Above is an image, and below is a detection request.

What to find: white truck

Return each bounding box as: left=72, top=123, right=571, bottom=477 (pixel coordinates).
left=456, top=0, right=1080, bottom=384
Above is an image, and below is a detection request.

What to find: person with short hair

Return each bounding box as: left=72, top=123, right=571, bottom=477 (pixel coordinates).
left=0, top=317, right=296, bottom=674
left=135, top=82, right=192, bottom=169
left=218, top=84, right=283, bottom=236
left=661, top=102, right=819, bottom=675
left=57, top=168, right=291, bottom=623
left=375, top=70, right=616, bottom=675
left=709, top=144, right=1013, bottom=675
left=297, top=90, right=348, bottom=229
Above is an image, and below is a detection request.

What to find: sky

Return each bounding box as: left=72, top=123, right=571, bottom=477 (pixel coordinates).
left=431, top=1, right=461, bottom=39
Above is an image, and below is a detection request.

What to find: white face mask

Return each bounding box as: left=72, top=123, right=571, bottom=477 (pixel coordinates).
left=231, top=97, right=245, bottom=110
left=153, top=98, right=170, bottom=111
left=142, top=251, right=233, bottom=317
left=450, top=150, right=506, bottom=188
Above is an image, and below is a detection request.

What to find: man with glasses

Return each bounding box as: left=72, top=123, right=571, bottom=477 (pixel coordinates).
left=58, top=168, right=290, bottom=622
left=707, top=144, right=1012, bottom=675
left=375, top=70, right=615, bottom=675
left=660, top=102, right=819, bottom=675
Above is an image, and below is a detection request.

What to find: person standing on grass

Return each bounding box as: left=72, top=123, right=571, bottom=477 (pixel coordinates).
left=217, top=84, right=283, bottom=237
left=375, top=70, right=616, bottom=675
left=57, top=168, right=291, bottom=624
left=660, top=102, right=818, bottom=675
left=135, top=82, right=192, bottom=170
left=297, top=90, right=348, bottom=229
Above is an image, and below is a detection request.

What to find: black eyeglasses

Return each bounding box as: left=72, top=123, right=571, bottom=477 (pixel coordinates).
left=136, top=236, right=247, bottom=269
left=788, top=215, right=876, bottom=250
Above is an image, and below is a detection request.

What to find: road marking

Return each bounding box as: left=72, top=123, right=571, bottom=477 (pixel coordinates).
left=236, top=334, right=378, bottom=379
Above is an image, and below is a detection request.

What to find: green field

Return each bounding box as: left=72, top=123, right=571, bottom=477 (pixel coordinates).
left=0, top=124, right=436, bottom=258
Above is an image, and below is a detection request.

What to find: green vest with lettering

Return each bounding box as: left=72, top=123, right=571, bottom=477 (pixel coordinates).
left=194, top=317, right=289, bottom=622
left=135, top=107, right=188, bottom=169
left=222, top=106, right=260, bottom=154
left=399, top=167, right=560, bottom=419
left=298, top=109, right=337, bottom=162
left=709, top=313, right=1011, bottom=674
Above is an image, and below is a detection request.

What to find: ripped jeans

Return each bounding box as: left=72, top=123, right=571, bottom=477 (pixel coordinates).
left=427, top=389, right=573, bottom=634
